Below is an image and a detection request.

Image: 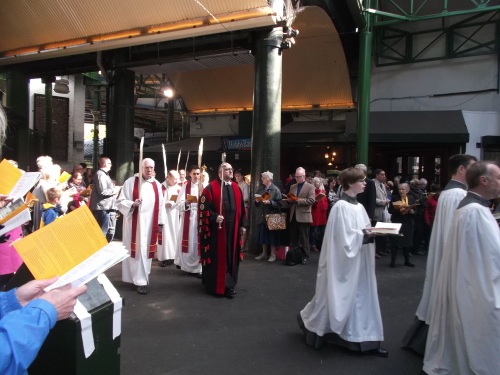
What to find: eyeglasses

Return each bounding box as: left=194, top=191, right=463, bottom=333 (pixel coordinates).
left=224, top=168, right=234, bottom=172
left=295, top=175, right=305, bottom=178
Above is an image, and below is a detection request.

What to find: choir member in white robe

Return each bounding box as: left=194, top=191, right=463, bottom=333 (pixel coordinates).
left=157, top=170, right=181, bottom=267
left=424, top=161, right=500, bottom=375
left=174, top=165, right=202, bottom=276
left=298, top=167, right=388, bottom=357
left=117, top=158, right=164, bottom=295
left=402, top=154, right=477, bottom=354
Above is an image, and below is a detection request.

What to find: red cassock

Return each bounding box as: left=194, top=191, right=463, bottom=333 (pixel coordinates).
left=198, top=179, right=246, bottom=296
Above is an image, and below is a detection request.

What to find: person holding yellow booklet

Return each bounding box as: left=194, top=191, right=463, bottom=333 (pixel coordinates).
left=0, top=104, right=87, bottom=374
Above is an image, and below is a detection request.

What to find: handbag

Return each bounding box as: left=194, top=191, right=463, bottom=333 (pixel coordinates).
left=265, top=212, right=287, bottom=231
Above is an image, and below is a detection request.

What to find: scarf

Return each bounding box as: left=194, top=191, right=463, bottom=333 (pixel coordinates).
left=131, top=176, right=160, bottom=259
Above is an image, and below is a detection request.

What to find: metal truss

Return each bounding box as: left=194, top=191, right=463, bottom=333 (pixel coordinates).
left=359, top=0, right=500, bottom=66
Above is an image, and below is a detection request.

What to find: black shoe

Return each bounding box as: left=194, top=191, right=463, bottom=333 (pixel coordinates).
left=137, top=286, right=148, bottom=295
left=160, top=260, right=168, bottom=267
left=404, top=262, right=415, bottom=268
left=224, top=288, right=236, bottom=299
left=175, top=265, right=181, bottom=270
left=196, top=273, right=202, bottom=279
left=370, top=347, right=389, bottom=358
left=301, top=257, right=309, bottom=265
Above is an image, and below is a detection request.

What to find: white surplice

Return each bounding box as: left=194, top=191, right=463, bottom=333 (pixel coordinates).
left=300, top=200, right=384, bottom=343
left=424, top=199, right=500, bottom=375
left=415, top=187, right=467, bottom=323
left=174, top=182, right=201, bottom=274
left=116, top=175, right=164, bottom=286
left=157, top=183, right=181, bottom=261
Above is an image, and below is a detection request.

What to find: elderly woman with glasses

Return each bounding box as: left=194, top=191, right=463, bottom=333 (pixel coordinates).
left=254, top=171, right=283, bottom=262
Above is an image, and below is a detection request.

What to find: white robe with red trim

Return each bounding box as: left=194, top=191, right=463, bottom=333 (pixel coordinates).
left=117, top=175, right=164, bottom=286
left=174, top=182, right=201, bottom=274
left=157, top=183, right=181, bottom=261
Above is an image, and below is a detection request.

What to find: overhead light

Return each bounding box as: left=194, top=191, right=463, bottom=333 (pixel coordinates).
left=163, top=87, right=174, bottom=98
left=53, top=78, right=70, bottom=94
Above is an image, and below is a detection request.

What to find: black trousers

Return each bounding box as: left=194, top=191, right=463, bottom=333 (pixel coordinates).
left=290, top=215, right=311, bottom=258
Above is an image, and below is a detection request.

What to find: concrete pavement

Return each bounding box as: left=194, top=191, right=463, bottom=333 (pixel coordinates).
left=105, top=249, right=427, bottom=375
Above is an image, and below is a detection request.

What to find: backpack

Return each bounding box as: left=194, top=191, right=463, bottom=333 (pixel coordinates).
left=285, top=247, right=303, bottom=266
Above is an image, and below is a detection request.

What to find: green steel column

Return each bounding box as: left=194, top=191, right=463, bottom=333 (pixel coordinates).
left=248, top=26, right=283, bottom=254
left=42, top=77, right=55, bottom=155
left=107, top=68, right=135, bottom=185
left=357, top=7, right=373, bottom=164
left=6, top=72, right=30, bottom=170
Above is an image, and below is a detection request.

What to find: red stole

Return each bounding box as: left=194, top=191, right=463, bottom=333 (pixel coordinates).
left=131, top=176, right=160, bottom=259
left=209, top=179, right=242, bottom=295
left=181, top=183, right=193, bottom=253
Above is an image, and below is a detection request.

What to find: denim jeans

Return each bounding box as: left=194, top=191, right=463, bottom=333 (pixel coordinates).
left=92, top=210, right=110, bottom=238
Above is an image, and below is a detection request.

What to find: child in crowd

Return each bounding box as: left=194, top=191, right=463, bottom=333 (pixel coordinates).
left=41, top=188, right=63, bottom=227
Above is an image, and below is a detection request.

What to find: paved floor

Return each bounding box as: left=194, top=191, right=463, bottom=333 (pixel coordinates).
left=105, top=248, right=427, bottom=375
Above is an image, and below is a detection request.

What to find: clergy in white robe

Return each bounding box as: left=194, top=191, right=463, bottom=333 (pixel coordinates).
left=174, top=166, right=202, bottom=275
left=117, top=158, right=164, bottom=295
left=424, top=161, right=500, bottom=375
left=298, top=167, right=387, bottom=357
left=157, top=170, right=181, bottom=266
left=402, top=154, right=476, bottom=355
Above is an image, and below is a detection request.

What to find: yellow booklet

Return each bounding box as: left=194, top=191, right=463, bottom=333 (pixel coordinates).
left=14, top=205, right=128, bottom=286
left=254, top=192, right=271, bottom=202
left=0, top=159, right=41, bottom=199
left=58, top=171, right=71, bottom=183
left=0, top=192, right=38, bottom=225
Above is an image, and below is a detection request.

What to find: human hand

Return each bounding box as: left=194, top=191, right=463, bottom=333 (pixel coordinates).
left=132, top=199, right=142, bottom=207
left=0, top=194, right=12, bottom=208
left=216, top=215, right=224, bottom=224
left=39, top=284, right=88, bottom=321
left=16, top=277, right=60, bottom=306
left=240, top=227, right=247, bottom=236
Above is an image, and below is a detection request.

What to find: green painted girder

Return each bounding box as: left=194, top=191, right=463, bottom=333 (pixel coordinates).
left=374, top=10, right=500, bottom=65
left=362, top=0, right=500, bottom=27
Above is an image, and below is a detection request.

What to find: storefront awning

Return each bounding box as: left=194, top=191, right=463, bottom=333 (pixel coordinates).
left=345, top=111, right=469, bottom=143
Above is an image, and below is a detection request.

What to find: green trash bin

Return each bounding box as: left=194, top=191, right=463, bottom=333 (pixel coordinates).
left=28, top=278, right=122, bottom=375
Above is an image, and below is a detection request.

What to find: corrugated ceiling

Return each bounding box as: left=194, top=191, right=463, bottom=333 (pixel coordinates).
left=0, top=0, right=275, bottom=55
left=133, top=6, right=354, bottom=112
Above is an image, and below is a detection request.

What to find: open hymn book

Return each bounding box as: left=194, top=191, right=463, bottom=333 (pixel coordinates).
left=13, top=205, right=129, bottom=291
left=367, top=222, right=403, bottom=236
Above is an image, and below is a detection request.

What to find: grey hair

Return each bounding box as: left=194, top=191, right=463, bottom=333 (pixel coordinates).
left=261, top=170, right=273, bottom=181
left=168, top=170, right=180, bottom=179
left=142, top=158, right=155, bottom=166
left=354, top=164, right=367, bottom=173
left=312, top=177, right=322, bottom=186
left=399, top=182, right=410, bottom=192
left=410, top=178, right=420, bottom=187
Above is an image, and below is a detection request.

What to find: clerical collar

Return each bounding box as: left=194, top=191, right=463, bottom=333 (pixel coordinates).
left=444, top=179, right=467, bottom=191
left=99, top=169, right=109, bottom=175
left=340, top=193, right=358, bottom=205
left=457, top=191, right=491, bottom=210
left=219, top=178, right=231, bottom=186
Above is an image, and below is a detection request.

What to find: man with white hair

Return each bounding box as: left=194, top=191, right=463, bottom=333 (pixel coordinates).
left=117, top=158, right=164, bottom=295
left=286, top=167, right=315, bottom=265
